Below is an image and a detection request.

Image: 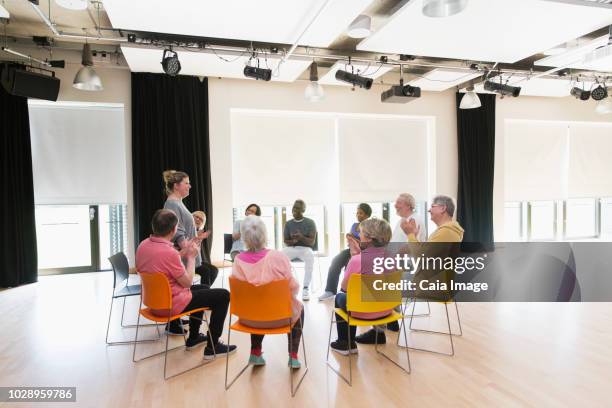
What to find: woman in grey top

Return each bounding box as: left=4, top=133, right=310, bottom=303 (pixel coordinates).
left=163, top=170, right=218, bottom=288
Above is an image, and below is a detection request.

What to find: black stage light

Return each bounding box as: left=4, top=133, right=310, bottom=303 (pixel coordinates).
left=335, top=69, right=373, bottom=89
left=591, top=85, right=608, bottom=101
left=570, top=87, right=591, bottom=101
left=161, top=49, right=181, bottom=76
left=243, top=65, right=272, bottom=81
left=49, top=60, right=65, bottom=68
left=483, top=80, right=521, bottom=97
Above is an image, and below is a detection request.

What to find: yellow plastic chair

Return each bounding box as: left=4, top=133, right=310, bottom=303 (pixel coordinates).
left=132, top=271, right=214, bottom=380
left=224, top=277, right=308, bottom=397
left=326, top=272, right=411, bottom=386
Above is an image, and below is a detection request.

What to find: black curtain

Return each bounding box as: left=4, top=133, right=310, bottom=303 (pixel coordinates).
left=0, top=69, right=38, bottom=287
left=456, top=92, right=496, bottom=252
left=132, top=73, right=213, bottom=260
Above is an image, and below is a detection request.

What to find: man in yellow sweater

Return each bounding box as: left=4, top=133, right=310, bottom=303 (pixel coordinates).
left=400, top=195, right=464, bottom=301
left=400, top=195, right=464, bottom=243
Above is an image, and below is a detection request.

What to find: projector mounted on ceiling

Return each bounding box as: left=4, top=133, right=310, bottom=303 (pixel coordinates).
left=381, top=81, right=421, bottom=103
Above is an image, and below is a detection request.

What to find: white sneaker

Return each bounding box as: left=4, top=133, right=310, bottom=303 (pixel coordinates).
left=318, top=291, right=335, bottom=301
left=302, top=287, right=310, bottom=301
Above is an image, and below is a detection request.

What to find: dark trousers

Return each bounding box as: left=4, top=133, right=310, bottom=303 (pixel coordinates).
left=324, top=248, right=352, bottom=294
left=196, top=262, right=219, bottom=287
left=334, top=292, right=356, bottom=342
left=250, top=309, right=305, bottom=354
left=179, top=284, right=229, bottom=344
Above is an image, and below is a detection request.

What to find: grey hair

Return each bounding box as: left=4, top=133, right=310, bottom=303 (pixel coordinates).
left=240, top=215, right=267, bottom=251
left=397, top=193, right=416, bottom=210
left=432, top=195, right=455, bottom=217
left=360, top=218, right=392, bottom=247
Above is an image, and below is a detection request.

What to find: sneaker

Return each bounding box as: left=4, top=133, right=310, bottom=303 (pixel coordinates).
left=180, top=317, right=190, bottom=326
left=165, top=323, right=186, bottom=336
left=288, top=357, right=301, bottom=369
left=387, top=320, right=400, bottom=332
left=330, top=340, right=358, bottom=356
left=302, top=287, right=310, bottom=301
left=355, top=329, right=386, bottom=344
left=249, top=354, right=266, bottom=366
left=203, top=341, right=237, bottom=360
left=318, top=291, right=335, bottom=301
left=185, top=333, right=207, bottom=349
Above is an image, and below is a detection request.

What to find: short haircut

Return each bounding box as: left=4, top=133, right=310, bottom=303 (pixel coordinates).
left=358, top=203, right=373, bottom=217
left=433, top=195, right=455, bottom=217
left=293, top=199, right=306, bottom=211
left=397, top=193, right=416, bottom=210
left=245, top=203, right=262, bottom=216
left=240, top=215, right=267, bottom=251
left=360, top=218, right=392, bottom=247
left=152, top=209, right=178, bottom=236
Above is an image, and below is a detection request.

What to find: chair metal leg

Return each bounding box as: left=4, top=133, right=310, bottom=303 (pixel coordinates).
left=408, top=298, right=462, bottom=336
left=290, top=318, right=308, bottom=397
left=133, top=311, right=214, bottom=379
left=107, top=296, right=160, bottom=346
left=399, top=299, right=456, bottom=356
left=325, top=310, right=352, bottom=386
left=374, top=318, right=411, bottom=375
left=224, top=315, right=250, bottom=390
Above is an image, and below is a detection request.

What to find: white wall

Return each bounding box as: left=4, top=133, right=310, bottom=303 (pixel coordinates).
left=208, top=78, right=458, bottom=261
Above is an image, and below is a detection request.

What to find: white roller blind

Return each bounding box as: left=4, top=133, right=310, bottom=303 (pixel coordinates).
left=28, top=103, right=127, bottom=205
left=504, top=120, right=568, bottom=202
left=231, top=112, right=336, bottom=205
left=568, top=123, right=612, bottom=198
left=337, top=117, right=428, bottom=202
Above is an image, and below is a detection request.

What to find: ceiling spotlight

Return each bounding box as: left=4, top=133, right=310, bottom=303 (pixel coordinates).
left=484, top=80, right=520, bottom=97
left=55, top=0, right=88, bottom=10
left=73, top=43, right=103, bottom=91
left=243, top=65, right=272, bottom=81
left=459, top=84, right=481, bottom=109
left=570, top=87, right=590, bottom=101
left=595, top=98, right=612, bottom=115
left=335, top=69, right=373, bottom=89
left=422, top=0, right=468, bottom=18
left=161, top=49, right=181, bottom=76
left=591, top=85, right=608, bottom=101
left=347, top=14, right=371, bottom=38
left=304, top=62, right=324, bottom=102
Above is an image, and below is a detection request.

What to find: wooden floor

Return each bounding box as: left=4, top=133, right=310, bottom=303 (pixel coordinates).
left=1, top=270, right=611, bottom=408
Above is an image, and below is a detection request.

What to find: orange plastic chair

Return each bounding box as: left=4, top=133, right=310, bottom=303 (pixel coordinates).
left=326, top=272, right=411, bottom=385
left=224, top=277, right=308, bottom=397
left=132, top=271, right=213, bottom=379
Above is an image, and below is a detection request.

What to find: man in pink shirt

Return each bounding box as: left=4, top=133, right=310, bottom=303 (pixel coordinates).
left=136, top=209, right=236, bottom=358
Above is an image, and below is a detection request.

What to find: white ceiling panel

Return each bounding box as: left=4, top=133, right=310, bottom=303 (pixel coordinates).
left=104, top=0, right=373, bottom=48
left=318, top=61, right=393, bottom=86
left=470, top=75, right=594, bottom=97
left=534, top=34, right=611, bottom=70
left=121, top=46, right=311, bottom=82
left=357, top=0, right=612, bottom=63
left=408, top=69, right=483, bottom=91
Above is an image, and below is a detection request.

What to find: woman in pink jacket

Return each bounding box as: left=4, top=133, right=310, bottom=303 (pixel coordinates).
left=231, top=215, right=304, bottom=369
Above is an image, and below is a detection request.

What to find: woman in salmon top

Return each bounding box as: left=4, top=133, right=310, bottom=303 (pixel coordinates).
left=231, top=215, right=305, bottom=369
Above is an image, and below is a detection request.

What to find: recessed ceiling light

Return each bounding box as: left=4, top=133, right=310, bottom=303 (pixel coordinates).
left=55, top=0, right=89, bottom=11
left=422, top=0, right=468, bottom=18
left=347, top=14, right=371, bottom=38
